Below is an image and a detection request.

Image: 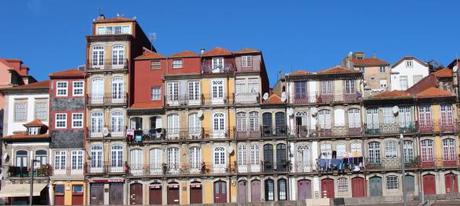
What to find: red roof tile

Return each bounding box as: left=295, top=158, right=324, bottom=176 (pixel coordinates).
left=2, top=134, right=49, bottom=140
left=415, top=87, right=454, bottom=99
left=1, top=80, right=50, bottom=91
left=49, top=69, right=85, bottom=78
left=264, top=94, right=284, bottom=104
left=318, top=66, right=360, bottom=74
left=351, top=58, right=389, bottom=67
left=370, top=90, right=412, bottom=100
left=23, top=119, right=46, bottom=127
left=202, top=47, right=232, bottom=57
left=234, top=48, right=260, bottom=55
left=135, top=50, right=165, bottom=60
left=170, top=51, right=199, bottom=58
left=290, top=70, right=309, bottom=76
left=432, top=68, right=452, bottom=78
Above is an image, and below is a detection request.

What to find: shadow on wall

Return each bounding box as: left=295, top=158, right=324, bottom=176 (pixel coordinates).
left=0, top=109, right=3, bottom=137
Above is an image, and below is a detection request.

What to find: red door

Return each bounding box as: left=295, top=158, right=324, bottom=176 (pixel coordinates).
left=445, top=173, right=458, bottom=193
left=130, top=183, right=143, bottom=205
left=71, top=185, right=84, bottom=205
left=54, top=185, right=65, bottom=205
left=149, top=184, right=162, bottom=205
left=167, top=183, right=180, bottom=205
left=214, top=181, right=227, bottom=203
left=321, top=178, right=335, bottom=198
left=423, top=174, right=436, bottom=195
left=190, top=182, right=202, bottom=204
left=352, top=177, right=366, bottom=197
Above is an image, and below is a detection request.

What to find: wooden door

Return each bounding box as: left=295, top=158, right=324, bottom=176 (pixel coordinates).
left=369, top=176, right=382, bottom=197
left=54, top=185, right=65, bottom=205
left=404, top=175, right=415, bottom=194
left=109, top=183, right=124, bottom=205
left=445, top=173, right=458, bottom=193
left=214, top=181, right=227, bottom=203
left=237, top=181, right=247, bottom=204
left=321, top=178, right=334, bottom=198
left=190, top=182, right=202, bottom=204
left=71, top=185, right=84, bottom=205
left=167, top=184, right=180, bottom=205
left=297, top=179, right=312, bottom=200
left=351, top=177, right=365, bottom=197
left=251, top=180, right=261, bottom=202
left=90, top=183, right=104, bottom=205
left=130, top=183, right=143, bottom=205
left=149, top=184, right=162, bottom=205
left=423, top=174, right=436, bottom=195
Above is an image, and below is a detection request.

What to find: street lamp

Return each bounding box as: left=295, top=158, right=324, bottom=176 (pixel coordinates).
left=30, top=159, right=40, bottom=206
left=392, top=106, right=407, bottom=206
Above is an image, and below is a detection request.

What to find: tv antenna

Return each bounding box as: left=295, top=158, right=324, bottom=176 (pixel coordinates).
left=148, top=32, right=157, bottom=50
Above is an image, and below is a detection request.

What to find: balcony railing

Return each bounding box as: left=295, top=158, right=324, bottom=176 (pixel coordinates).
left=364, top=156, right=460, bottom=171
left=127, top=128, right=232, bottom=144
left=127, top=161, right=237, bottom=176
left=419, top=121, right=458, bottom=133
left=364, top=123, right=417, bottom=135
left=202, top=93, right=234, bottom=106
left=235, top=128, right=261, bottom=139
left=293, top=126, right=361, bottom=139
left=8, top=165, right=52, bottom=178
left=234, top=92, right=260, bottom=104
left=261, top=126, right=288, bottom=137
left=87, top=59, right=128, bottom=71
left=262, top=160, right=289, bottom=173
left=237, top=163, right=262, bottom=173
left=89, top=127, right=126, bottom=139
left=291, top=92, right=362, bottom=105
left=165, top=95, right=202, bottom=107
left=87, top=93, right=128, bottom=106
left=201, top=63, right=235, bottom=74
left=85, top=161, right=128, bottom=175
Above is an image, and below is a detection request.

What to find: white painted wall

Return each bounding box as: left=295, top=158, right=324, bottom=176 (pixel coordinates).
left=390, top=59, right=429, bottom=90
left=4, top=93, right=49, bottom=135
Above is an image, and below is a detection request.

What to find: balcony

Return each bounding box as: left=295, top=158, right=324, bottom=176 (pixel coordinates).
left=87, top=59, right=128, bottom=73
left=8, top=165, right=51, bottom=178
left=201, top=63, right=235, bottom=74
left=262, top=160, right=289, bottom=173
left=291, top=93, right=362, bottom=105
left=201, top=93, right=234, bottom=106
left=234, top=92, right=260, bottom=104
left=165, top=127, right=204, bottom=140
left=364, top=123, right=417, bottom=136
left=419, top=121, right=459, bottom=134
left=85, top=161, right=128, bottom=175
left=237, top=163, right=262, bottom=173
left=293, top=126, right=361, bottom=139
left=365, top=156, right=460, bottom=171
left=87, top=93, right=128, bottom=107
left=127, top=161, right=237, bottom=177
left=165, top=95, right=202, bottom=107
left=89, top=127, right=126, bottom=139
left=235, top=128, right=261, bottom=140
left=317, top=157, right=364, bottom=173
left=261, top=126, right=288, bottom=138
left=127, top=127, right=232, bottom=144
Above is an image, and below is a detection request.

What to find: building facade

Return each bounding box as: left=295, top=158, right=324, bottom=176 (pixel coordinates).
left=390, top=56, right=429, bottom=91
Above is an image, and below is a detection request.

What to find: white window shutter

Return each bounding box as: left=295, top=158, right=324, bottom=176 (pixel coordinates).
left=334, top=109, right=345, bottom=126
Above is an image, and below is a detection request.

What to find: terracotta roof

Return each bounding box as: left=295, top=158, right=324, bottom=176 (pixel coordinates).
left=130, top=102, right=162, bottom=109
left=2, top=133, right=49, bottom=141
left=94, top=16, right=135, bottom=23
left=432, top=68, right=452, bottom=78
left=135, top=50, right=165, bottom=60
left=370, top=90, right=412, bottom=100
left=318, top=66, right=360, bottom=75
left=170, top=51, right=199, bottom=58
left=415, top=87, right=454, bottom=99
left=351, top=58, right=389, bottom=67
left=49, top=69, right=85, bottom=78
left=289, top=70, right=310, bottom=76
left=1, top=80, right=49, bottom=91
left=264, top=94, right=284, bottom=104
left=23, top=119, right=47, bottom=127
left=233, top=48, right=261, bottom=55
left=202, top=47, right=232, bottom=57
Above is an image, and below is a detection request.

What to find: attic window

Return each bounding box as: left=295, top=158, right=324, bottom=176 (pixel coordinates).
left=150, top=61, right=160, bottom=69
left=406, top=60, right=413, bottom=68
left=28, top=127, right=40, bottom=135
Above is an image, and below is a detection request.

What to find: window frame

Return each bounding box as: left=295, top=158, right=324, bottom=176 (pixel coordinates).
left=56, top=81, right=68, bottom=97
left=72, top=113, right=84, bottom=129
left=72, top=81, right=84, bottom=96
left=172, top=59, right=183, bottom=69
left=386, top=175, right=399, bottom=190
left=55, top=113, right=67, bottom=129
left=151, top=87, right=161, bottom=101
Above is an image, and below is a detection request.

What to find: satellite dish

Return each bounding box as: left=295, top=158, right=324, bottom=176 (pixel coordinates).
left=228, top=147, right=234, bottom=154
left=3, top=153, right=9, bottom=162
left=197, top=111, right=204, bottom=118
left=281, top=92, right=287, bottom=102
left=263, top=93, right=269, bottom=101
left=392, top=106, right=399, bottom=116
left=103, top=127, right=110, bottom=137
left=311, top=108, right=318, bottom=116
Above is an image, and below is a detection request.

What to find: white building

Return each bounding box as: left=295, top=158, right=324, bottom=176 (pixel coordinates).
left=390, top=56, right=429, bottom=90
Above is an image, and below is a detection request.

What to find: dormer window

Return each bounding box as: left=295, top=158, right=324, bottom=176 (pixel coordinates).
left=406, top=60, right=413, bottom=68
left=28, top=127, right=40, bottom=135
left=96, top=25, right=131, bottom=35
left=242, top=56, right=253, bottom=67
left=172, top=59, right=183, bottom=69
left=212, top=57, right=224, bottom=72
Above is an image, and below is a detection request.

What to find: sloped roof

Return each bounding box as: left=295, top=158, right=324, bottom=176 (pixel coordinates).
left=369, top=90, right=412, bottom=100
left=49, top=69, right=85, bottom=78
left=202, top=47, right=232, bottom=57
left=2, top=133, right=49, bottom=141
left=318, top=66, right=360, bottom=75
left=1, top=80, right=50, bottom=91
left=289, top=70, right=310, bottom=76
left=170, top=50, right=199, bottom=58
left=135, top=50, right=165, bottom=60
left=264, top=94, right=284, bottom=104
left=351, top=58, right=389, bottom=67
left=415, top=87, right=454, bottom=99
left=233, top=48, right=261, bottom=55
left=392, top=56, right=428, bottom=68
left=432, top=68, right=453, bottom=78
left=23, top=119, right=47, bottom=127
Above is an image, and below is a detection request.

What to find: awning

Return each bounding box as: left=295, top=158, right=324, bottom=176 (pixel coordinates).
left=0, top=183, right=47, bottom=198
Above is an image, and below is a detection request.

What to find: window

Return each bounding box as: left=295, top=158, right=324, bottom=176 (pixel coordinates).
left=73, top=185, right=83, bottom=193
left=318, top=110, right=331, bottom=129
left=379, top=66, right=386, bottom=73
left=441, top=104, right=454, bottom=127
left=366, top=108, right=379, bottom=129
left=320, top=144, right=332, bottom=159
left=248, top=78, right=259, bottom=93
left=351, top=143, right=362, bottom=157
left=91, top=77, right=104, bottom=103
left=399, top=106, right=412, bottom=128
left=150, top=61, right=161, bottom=69
left=189, top=147, right=201, bottom=169
left=250, top=144, right=260, bottom=165
left=386, top=175, right=399, bottom=190
left=421, top=139, right=434, bottom=162
left=380, top=80, right=387, bottom=89
left=188, top=81, right=200, bottom=101
left=55, top=185, right=65, bottom=194
left=188, top=113, right=201, bottom=134
left=112, top=76, right=124, bottom=100
left=348, top=108, right=361, bottom=128
left=336, top=144, right=346, bottom=159
left=71, top=150, right=84, bottom=170
left=413, top=75, right=423, bottom=84
left=111, top=145, right=123, bottom=168
left=151, top=87, right=161, bottom=100
left=214, top=147, right=226, bottom=166
left=150, top=148, right=162, bottom=171
left=28, top=127, right=40, bottom=135
left=419, top=106, right=432, bottom=127
left=72, top=113, right=83, bottom=128
left=56, top=113, right=67, bottom=128
left=236, top=112, right=247, bottom=132
left=212, top=57, right=224, bottom=72
left=385, top=140, right=397, bottom=158
left=320, top=80, right=333, bottom=95
left=241, top=55, right=253, bottom=67
left=297, top=145, right=311, bottom=168
left=213, top=113, right=225, bottom=133
left=54, top=151, right=66, bottom=170
left=92, top=45, right=104, bottom=66
left=112, top=45, right=125, bottom=65
left=383, top=107, right=394, bottom=124
left=345, top=79, right=355, bottom=94
left=442, top=138, right=456, bottom=161
left=400, top=75, right=408, bottom=90
left=249, top=111, right=259, bottom=131
left=368, top=142, right=381, bottom=164
left=16, top=150, right=28, bottom=167
left=238, top=144, right=247, bottom=165
left=278, top=179, right=287, bottom=201
left=111, top=111, right=124, bottom=133
left=338, top=177, right=348, bottom=192
left=35, top=150, right=47, bottom=166
left=211, top=79, right=224, bottom=100
left=90, top=145, right=103, bottom=168
left=73, top=81, right=84, bottom=96
left=406, top=60, right=413, bottom=67
left=294, top=81, right=307, bottom=99
left=265, top=179, right=274, bottom=201
left=56, top=81, right=68, bottom=96
left=34, top=99, right=48, bottom=121
left=359, top=67, right=364, bottom=72
left=167, top=114, right=179, bottom=135
left=130, top=149, right=143, bottom=171
left=90, top=112, right=103, bottom=133
left=172, top=59, right=183, bottom=68
left=167, top=82, right=179, bottom=101
left=167, top=147, right=179, bottom=169
left=403, top=140, right=414, bottom=163
left=14, top=99, right=27, bottom=122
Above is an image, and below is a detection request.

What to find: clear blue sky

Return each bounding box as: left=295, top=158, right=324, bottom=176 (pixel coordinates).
left=1, top=0, right=459, bottom=86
